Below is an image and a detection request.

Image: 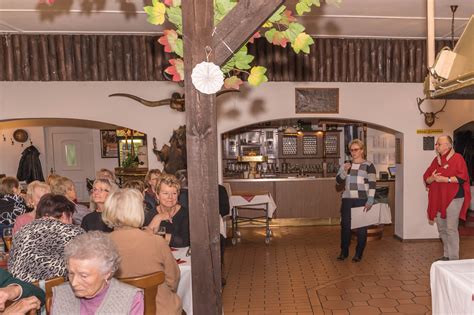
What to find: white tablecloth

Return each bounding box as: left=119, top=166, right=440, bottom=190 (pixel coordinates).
left=229, top=193, right=277, bottom=218
left=351, top=203, right=392, bottom=229
left=173, top=247, right=192, bottom=315
left=430, top=259, right=474, bottom=315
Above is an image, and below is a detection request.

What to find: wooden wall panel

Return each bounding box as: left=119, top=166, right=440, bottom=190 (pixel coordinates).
left=0, top=34, right=452, bottom=82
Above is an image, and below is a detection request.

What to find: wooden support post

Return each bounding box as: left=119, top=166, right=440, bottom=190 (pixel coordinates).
left=181, top=1, right=282, bottom=314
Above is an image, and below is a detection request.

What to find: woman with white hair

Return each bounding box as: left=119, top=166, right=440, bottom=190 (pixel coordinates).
left=12, top=181, right=50, bottom=234
left=103, top=188, right=182, bottom=315
left=51, top=231, right=144, bottom=314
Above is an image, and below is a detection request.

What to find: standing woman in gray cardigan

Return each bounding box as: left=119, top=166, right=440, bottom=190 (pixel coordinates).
left=335, top=139, right=377, bottom=263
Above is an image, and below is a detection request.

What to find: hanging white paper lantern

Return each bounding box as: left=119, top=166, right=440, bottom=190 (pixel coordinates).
left=191, top=61, right=224, bottom=94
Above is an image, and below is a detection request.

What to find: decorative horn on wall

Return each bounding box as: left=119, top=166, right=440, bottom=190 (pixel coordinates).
left=108, top=89, right=239, bottom=112
left=416, top=97, right=448, bottom=127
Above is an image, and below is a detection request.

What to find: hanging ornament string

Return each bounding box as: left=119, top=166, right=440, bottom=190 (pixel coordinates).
left=189, top=27, right=237, bottom=94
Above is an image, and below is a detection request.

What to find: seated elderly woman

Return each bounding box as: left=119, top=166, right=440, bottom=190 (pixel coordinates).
left=81, top=179, right=118, bottom=232
left=50, top=176, right=91, bottom=225
left=0, top=177, right=27, bottom=227
left=8, top=194, right=84, bottom=282
left=103, top=189, right=182, bottom=315
left=147, top=174, right=190, bottom=248
left=13, top=181, right=50, bottom=234
left=51, top=231, right=144, bottom=314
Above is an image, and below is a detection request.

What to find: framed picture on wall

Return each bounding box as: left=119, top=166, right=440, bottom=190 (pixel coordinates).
left=295, top=88, right=339, bottom=113
left=100, top=130, right=118, bottom=158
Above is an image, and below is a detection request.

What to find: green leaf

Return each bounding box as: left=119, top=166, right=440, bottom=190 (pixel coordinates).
left=144, top=0, right=166, bottom=25
left=221, top=58, right=236, bottom=74
left=215, top=0, right=237, bottom=24
left=312, top=0, right=321, bottom=6
left=166, top=6, right=182, bottom=32
left=234, top=47, right=254, bottom=70
left=264, top=28, right=276, bottom=43
left=284, top=22, right=305, bottom=43
left=248, top=66, right=268, bottom=86
left=295, top=2, right=310, bottom=15
left=292, top=32, right=314, bottom=54
left=267, top=5, right=286, bottom=23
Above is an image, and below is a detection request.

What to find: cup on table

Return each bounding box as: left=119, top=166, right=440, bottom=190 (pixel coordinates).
left=157, top=226, right=166, bottom=239
left=3, top=227, right=13, bottom=253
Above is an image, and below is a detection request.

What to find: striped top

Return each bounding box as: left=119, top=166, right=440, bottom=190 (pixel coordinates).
left=336, top=161, right=377, bottom=204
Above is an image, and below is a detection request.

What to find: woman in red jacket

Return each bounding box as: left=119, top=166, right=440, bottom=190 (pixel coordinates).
left=423, top=135, right=471, bottom=261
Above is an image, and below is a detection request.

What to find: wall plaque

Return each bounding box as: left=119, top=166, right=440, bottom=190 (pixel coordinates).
left=423, top=136, right=435, bottom=150
left=295, top=88, right=339, bottom=113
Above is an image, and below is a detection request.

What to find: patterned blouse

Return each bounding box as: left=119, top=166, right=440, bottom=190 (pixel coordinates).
left=0, top=194, right=27, bottom=225
left=8, top=218, right=84, bottom=282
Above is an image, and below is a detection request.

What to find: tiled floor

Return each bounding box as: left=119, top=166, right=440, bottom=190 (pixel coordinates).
left=222, top=225, right=474, bottom=314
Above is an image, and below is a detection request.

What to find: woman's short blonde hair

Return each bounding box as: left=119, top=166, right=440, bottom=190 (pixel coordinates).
left=46, top=174, right=62, bottom=186
left=145, top=169, right=162, bottom=188
left=155, top=174, right=181, bottom=194
left=90, top=179, right=119, bottom=211
left=96, top=168, right=116, bottom=181
left=0, top=177, right=19, bottom=195
left=102, top=188, right=144, bottom=228
left=26, top=181, right=50, bottom=206
left=50, top=176, right=74, bottom=196
left=123, top=180, right=145, bottom=192
left=348, top=139, right=366, bottom=157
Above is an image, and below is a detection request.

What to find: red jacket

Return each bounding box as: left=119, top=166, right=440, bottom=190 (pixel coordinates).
left=423, top=149, right=471, bottom=220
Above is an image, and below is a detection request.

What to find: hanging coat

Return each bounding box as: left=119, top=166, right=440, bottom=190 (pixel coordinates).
left=16, top=145, right=45, bottom=183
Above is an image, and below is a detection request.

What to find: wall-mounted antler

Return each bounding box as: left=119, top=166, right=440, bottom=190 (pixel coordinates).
left=416, top=97, right=448, bottom=127
left=108, top=89, right=239, bottom=112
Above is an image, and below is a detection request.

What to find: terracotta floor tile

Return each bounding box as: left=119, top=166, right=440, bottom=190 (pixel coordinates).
left=222, top=226, right=474, bottom=314
left=321, top=300, right=353, bottom=310
left=359, top=286, right=388, bottom=294
left=396, top=304, right=429, bottom=313
left=347, top=305, right=380, bottom=315
left=379, top=307, right=398, bottom=312
left=341, top=293, right=371, bottom=302
left=351, top=301, right=368, bottom=306
left=367, top=298, right=399, bottom=307
left=385, top=290, right=415, bottom=299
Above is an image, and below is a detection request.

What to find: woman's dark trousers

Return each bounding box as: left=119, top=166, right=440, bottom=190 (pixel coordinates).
left=340, top=198, right=368, bottom=258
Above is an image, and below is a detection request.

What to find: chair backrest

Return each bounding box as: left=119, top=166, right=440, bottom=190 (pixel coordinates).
left=222, top=183, right=232, bottom=197
left=32, top=277, right=65, bottom=315
left=118, top=271, right=165, bottom=315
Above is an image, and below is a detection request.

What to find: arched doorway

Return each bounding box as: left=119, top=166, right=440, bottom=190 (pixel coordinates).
left=220, top=117, right=403, bottom=235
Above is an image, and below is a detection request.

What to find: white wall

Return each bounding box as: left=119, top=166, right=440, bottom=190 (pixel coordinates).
left=216, top=82, right=473, bottom=240
left=0, top=81, right=186, bottom=171
left=0, top=126, right=47, bottom=178
left=1, top=81, right=473, bottom=240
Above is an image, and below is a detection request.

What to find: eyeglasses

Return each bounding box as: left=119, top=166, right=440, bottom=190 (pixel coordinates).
left=159, top=192, right=177, bottom=197
left=92, top=188, right=109, bottom=193
left=350, top=148, right=361, bottom=152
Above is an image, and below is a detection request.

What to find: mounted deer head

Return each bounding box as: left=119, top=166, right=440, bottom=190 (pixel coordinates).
left=416, top=98, right=448, bottom=127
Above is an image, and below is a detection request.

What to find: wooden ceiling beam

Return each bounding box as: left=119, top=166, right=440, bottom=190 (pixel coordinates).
left=212, top=0, right=284, bottom=66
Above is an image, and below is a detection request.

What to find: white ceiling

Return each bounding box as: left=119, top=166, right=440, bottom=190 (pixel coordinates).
left=0, top=0, right=473, bottom=39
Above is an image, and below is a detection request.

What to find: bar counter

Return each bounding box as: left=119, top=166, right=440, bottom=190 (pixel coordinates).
left=224, top=177, right=395, bottom=220
left=224, top=176, right=342, bottom=219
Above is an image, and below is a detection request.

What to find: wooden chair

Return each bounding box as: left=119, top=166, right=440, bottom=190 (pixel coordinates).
left=31, top=277, right=66, bottom=314
left=118, top=271, right=165, bottom=315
